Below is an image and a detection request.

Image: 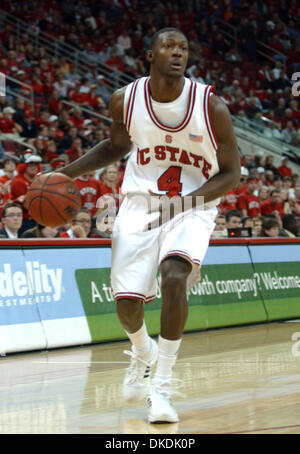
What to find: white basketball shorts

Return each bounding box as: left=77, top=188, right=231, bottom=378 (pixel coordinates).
left=110, top=194, right=217, bottom=303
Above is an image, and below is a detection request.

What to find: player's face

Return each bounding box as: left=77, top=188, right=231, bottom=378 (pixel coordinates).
left=150, top=32, right=188, bottom=78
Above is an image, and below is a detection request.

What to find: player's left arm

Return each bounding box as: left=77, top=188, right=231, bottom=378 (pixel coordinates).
left=188, top=95, right=241, bottom=205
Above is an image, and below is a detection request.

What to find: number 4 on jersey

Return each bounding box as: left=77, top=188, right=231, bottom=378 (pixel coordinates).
left=157, top=166, right=182, bottom=197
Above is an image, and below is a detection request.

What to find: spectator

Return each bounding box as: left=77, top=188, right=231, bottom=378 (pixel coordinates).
left=282, top=176, right=294, bottom=199
left=69, top=108, right=85, bottom=129
left=21, top=224, right=59, bottom=238
left=214, top=215, right=226, bottom=231
left=245, top=97, right=261, bottom=120
left=280, top=214, right=300, bottom=237
left=292, top=174, right=299, bottom=188
left=242, top=154, right=256, bottom=171
left=225, top=210, right=242, bottom=229
left=264, top=169, right=275, bottom=187
left=281, top=121, right=299, bottom=144
left=95, top=75, right=111, bottom=104
left=10, top=153, right=42, bottom=233
left=259, top=217, right=280, bottom=237
left=258, top=187, right=269, bottom=204
left=265, top=155, right=279, bottom=175
left=260, top=189, right=285, bottom=220
left=0, top=106, right=22, bottom=134
left=105, top=49, right=124, bottom=74
left=99, top=164, right=121, bottom=196
left=0, top=157, right=16, bottom=216
left=75, top=171, right=103, bottom=217
left=53, top=73, right=74, bottom=99
left=44, top=140, right=59, bottom=163
left=59, top=126, right=78, bottom=152
left=60, top=208, right=92, bottom=238
left=117, top=30, right=132, bottom=51
left=211, top=214, right=227, bottom=238
left=218, top=188, right=238, bottom=214
left=252, top=217, right=263, bottom=237
left=263, top=121, right=283, bottom=140
left=237, top=177, right=261, bottom=218
left=242, top=216, right=254, bottom=229
left=291, top=185, right=300, bottom=218
left=0, top=202, right=23, bottom=238
left=65, top=138, right=84, bottom=162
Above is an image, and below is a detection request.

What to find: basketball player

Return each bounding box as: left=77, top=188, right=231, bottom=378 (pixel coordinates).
left=58, top=28, right=240, bottom=423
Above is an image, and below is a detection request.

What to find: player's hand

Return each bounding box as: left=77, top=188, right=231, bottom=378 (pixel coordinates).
left=146, top=189, right=183, bottom=230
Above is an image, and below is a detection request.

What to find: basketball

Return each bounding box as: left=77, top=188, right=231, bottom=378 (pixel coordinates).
left=25, top=172, right=81, bottom=227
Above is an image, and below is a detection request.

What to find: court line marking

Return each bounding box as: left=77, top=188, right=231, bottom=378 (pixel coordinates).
left=31, top=361, right=128, bottom=364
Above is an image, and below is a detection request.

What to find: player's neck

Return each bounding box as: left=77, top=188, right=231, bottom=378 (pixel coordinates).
left=148, top=74, right=185, bottom=103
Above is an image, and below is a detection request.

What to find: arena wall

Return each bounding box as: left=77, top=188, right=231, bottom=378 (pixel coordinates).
left=0, top=238, right=299, bottom=354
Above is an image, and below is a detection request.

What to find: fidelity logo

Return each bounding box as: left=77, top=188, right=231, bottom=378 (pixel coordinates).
left=0, top=261, right=63, bottom=306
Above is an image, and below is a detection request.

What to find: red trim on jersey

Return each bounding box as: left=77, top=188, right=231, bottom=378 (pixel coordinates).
left=144, top=77, right=197, bottom=132
left=203, top=85, right=218, bottom=151
left=125, top=78, right=141, bottom=133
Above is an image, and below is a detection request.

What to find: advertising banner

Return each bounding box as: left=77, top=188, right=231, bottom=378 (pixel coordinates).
left=0, top=240, right=299, bottom=353
left=249, top=245, right=300, bottom=321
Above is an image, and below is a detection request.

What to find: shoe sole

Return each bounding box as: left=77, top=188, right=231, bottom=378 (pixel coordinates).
left=148, top=415, right=179, bottom=424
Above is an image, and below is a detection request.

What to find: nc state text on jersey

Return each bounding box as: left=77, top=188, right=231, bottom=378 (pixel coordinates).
left=137, top=146, right=212, bottom=179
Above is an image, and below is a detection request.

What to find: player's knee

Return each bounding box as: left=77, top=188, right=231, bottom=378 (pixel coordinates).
left=116, top=299, right=144, bottom=328
left=160, top=257, right=191, bottom=292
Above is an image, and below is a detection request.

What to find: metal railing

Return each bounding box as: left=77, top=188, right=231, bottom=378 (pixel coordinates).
left=213, top=17, right=288, bottom=67
left=61, top=100, right=112, bottom=124
left=233, top=115, right=300, bottom=163
left=4, top=74, right=35, bottom=111
left=0, top=133, right=36, bottom=154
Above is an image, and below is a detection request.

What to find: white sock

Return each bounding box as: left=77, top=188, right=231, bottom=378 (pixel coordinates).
left=125, top=321, right=151, bottom=353
left=154, top=336, right=182, bottom=381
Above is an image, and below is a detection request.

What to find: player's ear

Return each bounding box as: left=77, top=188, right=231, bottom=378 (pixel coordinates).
left=146, top=50, right=153, bottom=64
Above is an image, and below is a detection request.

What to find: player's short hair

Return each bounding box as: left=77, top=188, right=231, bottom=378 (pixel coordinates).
left=150, top=28, right=187, bottom=50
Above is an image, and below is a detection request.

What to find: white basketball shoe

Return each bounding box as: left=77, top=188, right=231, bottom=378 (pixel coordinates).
left=122, top=338, right=158, bottom=403
left=147, top=378, right=184, bottom=423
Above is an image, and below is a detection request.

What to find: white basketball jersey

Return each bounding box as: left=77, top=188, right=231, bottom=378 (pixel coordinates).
left=122, top=76, right=220, bottom=208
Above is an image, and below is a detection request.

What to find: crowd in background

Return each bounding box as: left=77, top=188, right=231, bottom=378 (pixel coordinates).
left=0, top=0, right=299, bottom=238
left=212, top=153, right=300, bottom=238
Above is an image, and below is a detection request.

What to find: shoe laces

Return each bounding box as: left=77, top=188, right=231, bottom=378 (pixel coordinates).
left=123, top=349, right=151, bottom=384
left=152, top=378, right=186, bottom=399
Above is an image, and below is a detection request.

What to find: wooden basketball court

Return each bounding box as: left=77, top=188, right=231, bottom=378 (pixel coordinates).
left=1, top=321, right=300, bottom=434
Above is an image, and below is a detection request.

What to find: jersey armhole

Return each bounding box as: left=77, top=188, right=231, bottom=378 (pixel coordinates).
left=203, top=85, right=219, bottom=152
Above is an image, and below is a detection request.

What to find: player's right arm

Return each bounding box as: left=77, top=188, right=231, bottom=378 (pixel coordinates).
left=59, top=88, right=132, bottom=179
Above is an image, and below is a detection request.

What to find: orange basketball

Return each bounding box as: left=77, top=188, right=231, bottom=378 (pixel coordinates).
left=25, top=172, right=82, bottom=227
